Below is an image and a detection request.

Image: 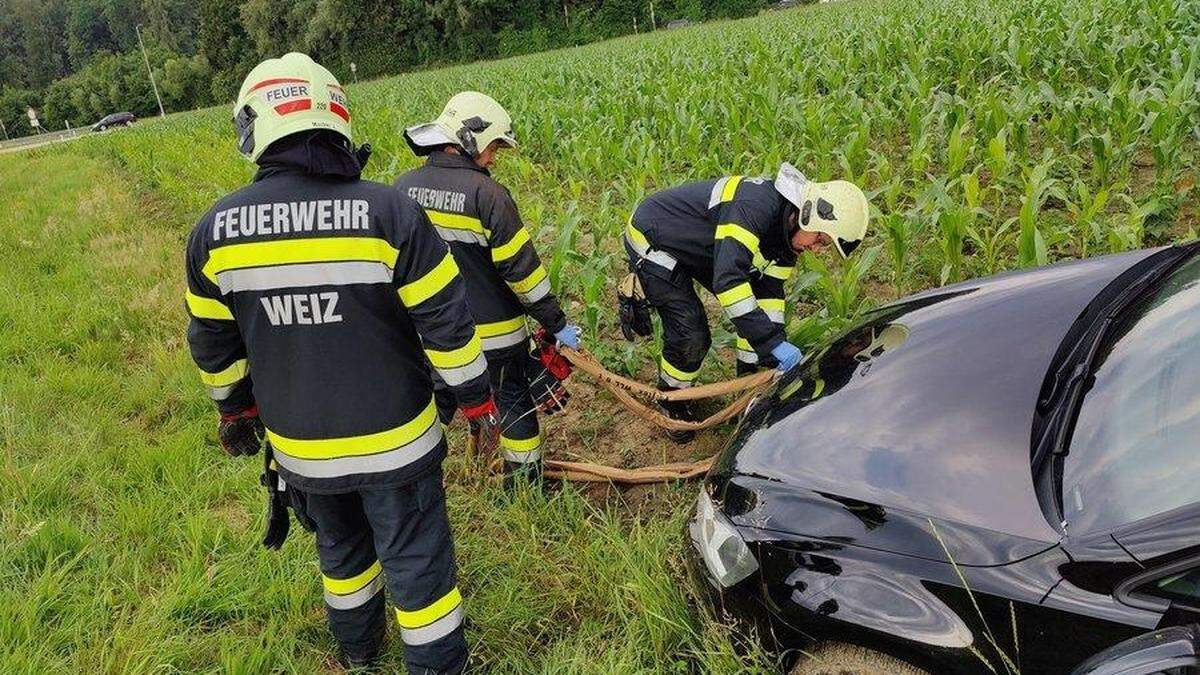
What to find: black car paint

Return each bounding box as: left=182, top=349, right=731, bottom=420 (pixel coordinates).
left=691, top=246, right=1200, bottom=673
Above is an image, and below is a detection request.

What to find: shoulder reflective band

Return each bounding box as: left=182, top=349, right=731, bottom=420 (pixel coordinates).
left=396, top=586, right=464, bottom=646
left=717, top=282, right=758, bottom=319
left=715, top=223, right=761, bottom=254
left=491, top=227, right=531, bottom=263
left=708, top=176, right=744, bottom=208
left=323, top=561, right=384, bottom=610
left=500, top=432, right=543, bottom=464
left=186, top=290, right=234, bottom=321
left=399, top=252, right=459, bottom=307
left=203, top=237, right=400, bottom=284
left=660, top=356, right=700, bottom=389
left=425, top=332, right=488, bottom=386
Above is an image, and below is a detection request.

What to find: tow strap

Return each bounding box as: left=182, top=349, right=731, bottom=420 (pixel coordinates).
left=521, top=347, right=776, bottom=485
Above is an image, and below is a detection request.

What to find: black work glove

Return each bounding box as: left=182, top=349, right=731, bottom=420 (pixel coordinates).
left=260, top=451, right=290, bottom=550
left=219, top=406, right=264, bottom=457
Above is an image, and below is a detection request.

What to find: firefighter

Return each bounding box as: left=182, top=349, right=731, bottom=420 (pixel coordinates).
left=185, top=53, right=496, bottom=672
left=396, top=91, right=581, bottom=482
left=620, top=164, right=869, bottom=442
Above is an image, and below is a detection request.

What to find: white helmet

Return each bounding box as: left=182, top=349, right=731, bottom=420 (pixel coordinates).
left=404, top=91, right=517, bottom=158
left=233, top=52, right=352, bottom=162
left=775, top=163, right=870, bottom=258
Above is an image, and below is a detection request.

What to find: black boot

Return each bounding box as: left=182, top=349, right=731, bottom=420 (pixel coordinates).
left=661, top=399, right=699, bottom=444
left=503, top=460, right=544, bottom=491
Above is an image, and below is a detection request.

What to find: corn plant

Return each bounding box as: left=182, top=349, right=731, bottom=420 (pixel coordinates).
left=1016, top=156, right=1058, bottom=267
left=1065, top=179, right=1110, bottom=258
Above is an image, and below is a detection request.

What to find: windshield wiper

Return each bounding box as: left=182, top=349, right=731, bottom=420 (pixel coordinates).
left=1032, top=249, right=1189, bottom=521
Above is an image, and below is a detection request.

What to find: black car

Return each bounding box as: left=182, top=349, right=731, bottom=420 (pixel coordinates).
left=688, top=242, right=1200, bottom=674
left=91, top=111, right=136, bottom=132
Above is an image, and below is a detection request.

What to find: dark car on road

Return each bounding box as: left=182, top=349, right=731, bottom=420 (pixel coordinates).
left=91, top=112, right=136, bottom=132
left=688, top=242, right=1200, bottom=674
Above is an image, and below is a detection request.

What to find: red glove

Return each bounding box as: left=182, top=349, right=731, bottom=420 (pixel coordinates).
left=218, top=406, right=264, bottom=457
left=461, top=398, right=500, bottom=456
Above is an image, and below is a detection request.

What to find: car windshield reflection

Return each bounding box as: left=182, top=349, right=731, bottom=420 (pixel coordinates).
left=1064, top=253, right=1200, bottom=533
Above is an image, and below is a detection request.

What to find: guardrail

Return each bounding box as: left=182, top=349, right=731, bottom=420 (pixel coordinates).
left=0, top=128, right=87, bottom=154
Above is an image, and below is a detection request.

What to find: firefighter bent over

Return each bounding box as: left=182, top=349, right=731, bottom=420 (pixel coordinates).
left=396, top=92, right=581, bottom=482
left=185, top=53, right=499, bottom=672
left=620, top=164, right=869, bottom=442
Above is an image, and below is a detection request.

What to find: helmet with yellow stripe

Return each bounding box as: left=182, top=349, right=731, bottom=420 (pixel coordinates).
left=775, top=163, right=870, bottom=258
left=233, top=52, right=352, bottom=162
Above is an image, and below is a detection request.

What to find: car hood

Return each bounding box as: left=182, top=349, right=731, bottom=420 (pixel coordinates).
left=714, top=250, right=1162, bottom=563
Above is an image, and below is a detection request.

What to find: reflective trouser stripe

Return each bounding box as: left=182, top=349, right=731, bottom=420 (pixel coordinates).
left=660, top=356, right=699, bottom=389
left=478, top=317, right=528, bottom=352
left=323, top=561, right=385, bottom=610
left=625, top=220, right=678, bottom=271
left=396, top=587, right=463, bottom=646
left=501, top=433, right=542, bottom=464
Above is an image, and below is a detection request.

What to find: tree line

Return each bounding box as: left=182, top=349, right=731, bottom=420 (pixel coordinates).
left=0, top=0, right=775, bottom=138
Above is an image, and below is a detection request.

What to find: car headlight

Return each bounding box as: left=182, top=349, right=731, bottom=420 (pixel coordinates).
left=688, top=489, right=758, bottom=588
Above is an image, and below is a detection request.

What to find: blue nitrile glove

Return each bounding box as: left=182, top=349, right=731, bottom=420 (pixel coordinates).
left=771, top=341, right=803, bottom=373
left=555, top=324, right=582, bottom=350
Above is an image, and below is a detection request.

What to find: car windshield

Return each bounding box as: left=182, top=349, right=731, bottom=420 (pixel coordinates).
left=1062, top=251, right=1200, bottom=533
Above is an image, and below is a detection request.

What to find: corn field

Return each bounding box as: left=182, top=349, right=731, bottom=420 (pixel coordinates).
left=4, top=0, right=1199, bottom=670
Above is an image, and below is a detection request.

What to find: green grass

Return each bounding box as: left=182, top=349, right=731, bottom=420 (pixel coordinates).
left=3, top=0, right=1199, bottom=671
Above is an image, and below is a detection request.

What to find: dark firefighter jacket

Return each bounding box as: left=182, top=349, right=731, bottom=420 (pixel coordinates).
left=394, top=151, right=566, bottom=356
left=629, top=175, right=798, bottom=360
left=185, top=136, right=490, bottom=493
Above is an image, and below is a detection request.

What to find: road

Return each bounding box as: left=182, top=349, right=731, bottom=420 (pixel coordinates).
left=0, top=128, right=91, bottom=154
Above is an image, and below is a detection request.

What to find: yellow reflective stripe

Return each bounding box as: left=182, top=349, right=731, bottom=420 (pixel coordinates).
left=760, top=298, right=785, bottom=313
left=186, top=291, right=233, bottom=321
left=508, top=265, right=547, bottom=294
left=660, top=356, right=699, bottom=382
left=765, top=264, right=793, bottom=280
left=203, top=237, right=399, bottom=283
left=477, top=316, right=526, bottom=338
left=735, top=336, right=753, bottom=351
left=491, top=227, right=531, bottom=263
left=626, top=220, right=650, bottom=248
left=398, top=253, right=459, bottom=307
left=716, top=282, right=754, bottom=307
left=425, top=331, right=483, bottom=369
left=426, top=210, right=485, bottom=235
left=323, top=561, right=382, bottom=595
left=267, top=398, right=438, bottom=460
left=199, top=359, right=248, bottom=387
left=715, top=224, right=761, bottom=254
left=396, top=587, right=462, bottom=629
left=500, top=433, right=542, bottom=452
left=721, top=176, right=743, bottom=203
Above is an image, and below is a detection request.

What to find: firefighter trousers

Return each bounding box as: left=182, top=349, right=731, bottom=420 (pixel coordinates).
left=434, top=347, right=543, bottom=473
left=300, top=466, right=467, bottom=674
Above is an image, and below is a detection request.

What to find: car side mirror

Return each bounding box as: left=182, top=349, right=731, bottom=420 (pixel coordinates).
left=1071, top=624, right=1200, bottom=675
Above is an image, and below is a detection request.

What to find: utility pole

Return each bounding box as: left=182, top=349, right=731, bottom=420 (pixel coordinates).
left=0, top=119, right=8, bottom=141
left=350, top=62, right=358, bottom=84
left=649, top=1, right=656, bottom=30
left=135, top=24, right=166, bottom=118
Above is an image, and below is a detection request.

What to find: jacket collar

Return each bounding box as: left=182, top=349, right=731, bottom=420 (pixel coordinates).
left=426, top=150, right=489, bottom=176
left=254, top=131, right=365, bottom=182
